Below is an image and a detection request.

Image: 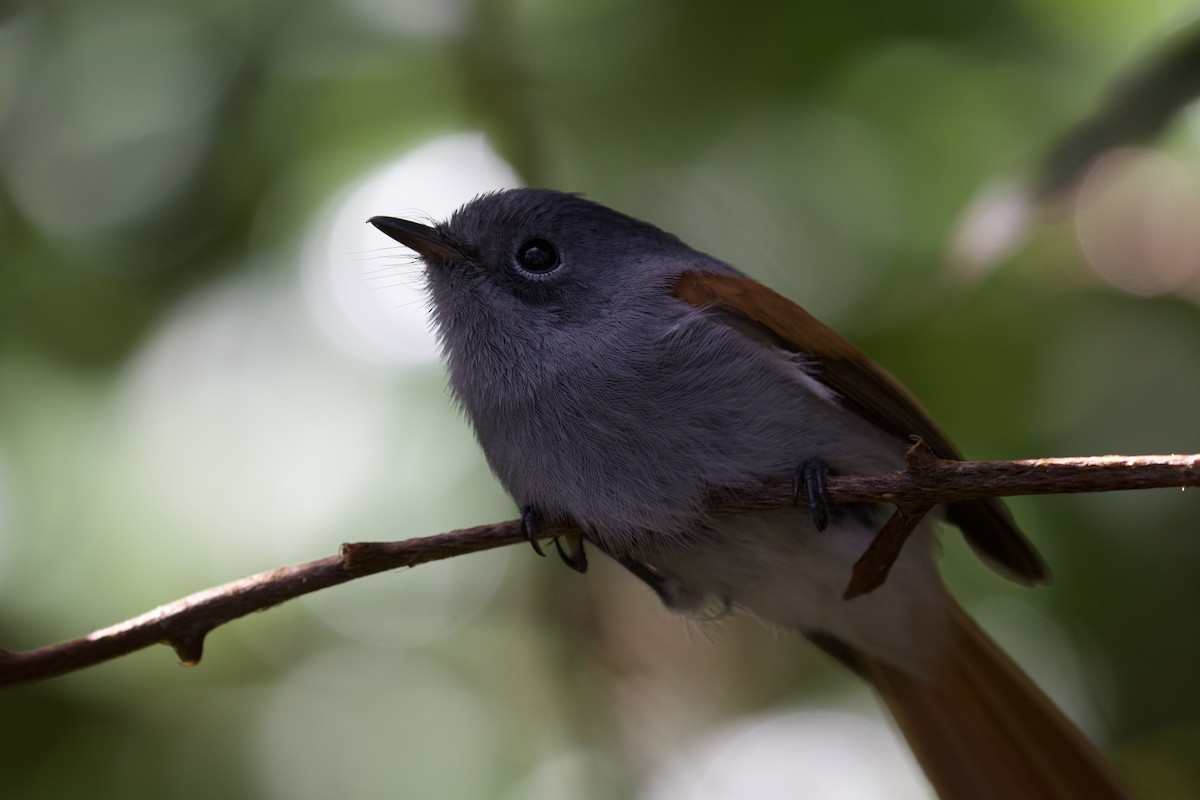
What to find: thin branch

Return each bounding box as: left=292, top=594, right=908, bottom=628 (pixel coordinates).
left=845, top=503, right=934, bottom=600
left=2, top=449, right=1196, bottom=689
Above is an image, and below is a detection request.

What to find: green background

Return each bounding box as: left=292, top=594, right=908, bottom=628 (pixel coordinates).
left=3, top=0, right=1199, bottom=797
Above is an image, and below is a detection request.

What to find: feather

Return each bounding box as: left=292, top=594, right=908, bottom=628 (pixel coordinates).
left=816, top=603, right=1131, bottom=799
left=672, top=270, right=1049, bottom=585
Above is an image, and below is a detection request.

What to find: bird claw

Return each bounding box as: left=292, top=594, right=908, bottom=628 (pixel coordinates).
left=554, top=535, right=588, bottom=573
left=793, top=457, right=831, bottom=531
left=520, top=506, right=546, bottom=557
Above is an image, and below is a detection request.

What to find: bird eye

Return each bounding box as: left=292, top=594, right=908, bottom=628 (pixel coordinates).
left=515, top=239, right=560, bottom=273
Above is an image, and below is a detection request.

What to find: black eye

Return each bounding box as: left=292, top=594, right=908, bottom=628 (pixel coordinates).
left=515, top=239, right=560, bottom=273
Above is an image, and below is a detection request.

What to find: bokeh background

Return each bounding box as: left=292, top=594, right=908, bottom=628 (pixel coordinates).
left=3, top=1, right=1200, bottom=797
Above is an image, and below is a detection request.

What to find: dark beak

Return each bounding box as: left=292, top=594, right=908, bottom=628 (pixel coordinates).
left=367, top=216, right=466, bottom=262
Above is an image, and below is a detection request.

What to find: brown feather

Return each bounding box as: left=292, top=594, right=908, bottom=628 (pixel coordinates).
left=671, top=271, right=1049, bottom=585
left=827, top=603, right=1131, bottom=799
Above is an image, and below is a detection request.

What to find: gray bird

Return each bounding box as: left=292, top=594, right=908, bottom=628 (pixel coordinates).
left=369, top=189, right=1128, bottom=800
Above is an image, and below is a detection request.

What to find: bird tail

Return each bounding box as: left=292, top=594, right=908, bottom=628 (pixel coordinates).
left=839, top=602, right=1130, bottom=800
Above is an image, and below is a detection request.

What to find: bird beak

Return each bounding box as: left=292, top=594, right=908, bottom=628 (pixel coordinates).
left=367, top=216, right=467, bottom=262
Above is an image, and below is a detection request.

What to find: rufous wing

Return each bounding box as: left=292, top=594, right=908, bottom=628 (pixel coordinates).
left=672, top=270, right=1049, bottom=586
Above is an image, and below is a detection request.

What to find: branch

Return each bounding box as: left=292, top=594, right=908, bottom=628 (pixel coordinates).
left=2, top=446, right=1196, bottom=689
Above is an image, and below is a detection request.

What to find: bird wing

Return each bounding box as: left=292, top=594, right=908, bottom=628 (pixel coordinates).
left=672, top=270, right=1049, bottom=585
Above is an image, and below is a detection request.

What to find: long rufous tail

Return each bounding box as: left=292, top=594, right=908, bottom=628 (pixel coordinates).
left=839, top=603, right=1130, bottom=799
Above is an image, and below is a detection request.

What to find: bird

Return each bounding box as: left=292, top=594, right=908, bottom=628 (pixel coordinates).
left=368, top=188, right=1129, bottom=799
